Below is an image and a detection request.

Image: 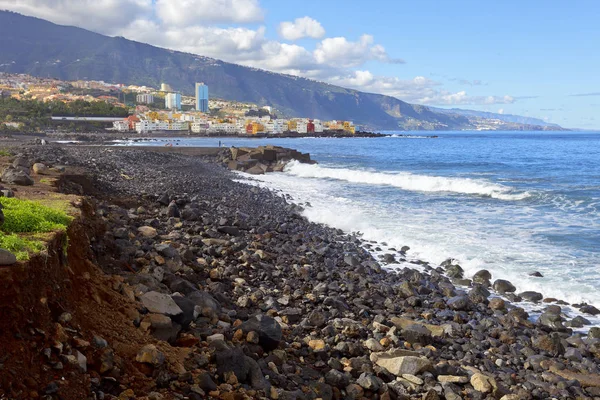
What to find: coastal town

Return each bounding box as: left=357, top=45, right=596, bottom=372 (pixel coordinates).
left=1, top=4, right=600, bottom=400
left=0, top=73, right=362, bottom=136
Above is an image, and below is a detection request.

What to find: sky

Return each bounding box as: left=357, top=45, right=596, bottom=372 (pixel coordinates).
left=0, top=0, right=599, bottom=129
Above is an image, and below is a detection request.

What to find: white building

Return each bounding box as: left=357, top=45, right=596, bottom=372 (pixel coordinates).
left=165, top=93, right=182, bottom=110
left=313, top=119, right=324, bottom=133
left=265, top=120, right=286, bottom=135
left=168, top=121, right=188, bottom=131
left=113, top=120, right=130, bottom=132
left=191, top=121, right=210, bottom=134
left=235, top=120, right=246, bottom=132
left=135, top=120, right=152, bottom=133
left=296, top=120, right=308, bottom=134
left=135, top=120, right=169, bottom=133
left=136, top=93, right=154, bottom=104
left=208, top=123, right=239, bottom=135
left=180, top=114, right=195, bottom=122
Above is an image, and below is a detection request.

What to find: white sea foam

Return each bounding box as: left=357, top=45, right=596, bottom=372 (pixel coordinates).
left=389, top=134, right=435, bottom=139
left=237, top=168, right=600, bottom=327
left=284, top=161, right=530, bottom=201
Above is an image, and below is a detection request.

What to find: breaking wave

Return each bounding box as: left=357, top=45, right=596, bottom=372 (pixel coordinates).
left=284, top=161, right=531, bottom=201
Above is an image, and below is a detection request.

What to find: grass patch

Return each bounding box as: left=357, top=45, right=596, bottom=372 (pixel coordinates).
left=0, top=233, right=45, bottom=260
left=0, top=197, right=73, bottom=260
left=0, top=149, right=11, bottom=157
left=1, top=197, right=72, bottom=233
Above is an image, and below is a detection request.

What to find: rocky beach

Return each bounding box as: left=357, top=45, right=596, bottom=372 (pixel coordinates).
left=1, top=141, right=600, bottom=400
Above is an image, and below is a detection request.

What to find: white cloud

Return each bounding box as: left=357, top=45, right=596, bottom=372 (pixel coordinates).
left=0, top=0, right=516, bottom=107
left=0, top=0, right=152, bottom=34
left=498, top=108, right=505, bottom=114
left=155, top=0, right=263, bottom=25
left=314, top=35, right=404, bottom=68
left=329, top=71, right=514, bottom=106
left=278, top=16, right=325, bottom=41
left=121, top=20, right=319, bottom=72
left=121, top=21, right=400, bottom=78
left=418, top=92, right=515, bottom=106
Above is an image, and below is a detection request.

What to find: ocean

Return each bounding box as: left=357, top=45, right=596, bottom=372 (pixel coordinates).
left=118, top=131, right=600, bottom=325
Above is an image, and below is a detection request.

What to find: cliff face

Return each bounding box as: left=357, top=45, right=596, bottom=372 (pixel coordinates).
left=0, top=11, right=473, bottom=130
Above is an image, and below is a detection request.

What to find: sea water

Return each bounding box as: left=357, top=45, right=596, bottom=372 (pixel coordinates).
left=119, top=132, right=600, bottom=322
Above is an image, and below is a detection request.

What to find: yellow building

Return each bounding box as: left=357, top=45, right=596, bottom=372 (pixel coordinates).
left=287, top=120, right=298, bottom=132
left=343, top=121, right=356, bottom=134
left=246, top=122, right=265, bottom=135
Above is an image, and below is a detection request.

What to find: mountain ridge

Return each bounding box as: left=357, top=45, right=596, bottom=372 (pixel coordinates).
left=0, top=10, right=563, bottom=131
left=429, top=107, right=560, bottom=128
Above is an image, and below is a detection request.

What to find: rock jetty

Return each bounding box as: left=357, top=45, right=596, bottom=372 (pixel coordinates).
left=224, top=145, right=315, bottom=175
left=1, top=142, right=600, bottom=400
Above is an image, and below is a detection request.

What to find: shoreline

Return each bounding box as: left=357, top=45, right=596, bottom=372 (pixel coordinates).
left=2, top=141, right=600, bottom=399
left=39, top=140, right=600, bottom=320
left=10, top=138, right=600, bottom=318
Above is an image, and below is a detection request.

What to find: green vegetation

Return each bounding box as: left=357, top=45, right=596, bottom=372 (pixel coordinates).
left=0, top=97, right=129, bottom=132
left=0, top=197, right=73, bottom=260
left=1, top=197, right=72, bottom=232
left=0, top=149, right=12, bottom=157
left=0, top=234, right=45, bottom=261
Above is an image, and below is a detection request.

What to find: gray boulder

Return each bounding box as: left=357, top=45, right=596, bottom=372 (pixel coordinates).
left=468, top=285, right=490, bottom=304
left=238, top=314, right=282, bottom=351
left=538, top=307, right=567, bottom=331
left=401, top=323, right=433, bottom=345
left=2, top=167, right=34, bottom=186
left=188, top=291, right=221, bottom=315
left=447, top=295, right=471, bottom=311
left=325, top=369, right=350, bottom=389
left=32, top=163, right=49, bottom=175
left=580, top=305, right=600, bottom=315
left=519, top=291, right=543, bottom=302
left=140, top=291, right=183, bottom=316
left=216, top=347, right=248, bottom=380
left=445, top=264, right=464, bottom=279
left=12, top=157, right=30, bottom=169
left=587, top=327, right=600, bottom=339
left=472, top=269, right=492, bottom=286
left=171, top=296, right=197, bottom=328
left=492, top=279, right=516, bottom=294
left=166, top=201, right=180, bottom=218
left=214, top=347, right=270, bottom=390
left=246, top=165, right=265, bottom=175
left=0, top=249, right=17, bottom=265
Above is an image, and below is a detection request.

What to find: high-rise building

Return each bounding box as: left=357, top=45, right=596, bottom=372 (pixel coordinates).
left=136, top=93, right=154, bottom=104
left=195, top=83, right=209, bottom=113
left=165, top=92, right=181, bottom=110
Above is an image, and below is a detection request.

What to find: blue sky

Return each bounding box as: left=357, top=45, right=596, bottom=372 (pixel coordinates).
left=260, top=0, right=600, bottom=129
left=1, top=0, right=599, bottom=128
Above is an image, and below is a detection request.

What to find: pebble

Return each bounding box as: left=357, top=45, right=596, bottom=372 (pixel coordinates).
left=15, top=144, right=600, bottom=400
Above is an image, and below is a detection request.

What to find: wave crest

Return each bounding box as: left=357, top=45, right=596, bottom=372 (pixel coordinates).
left=284, top=161, right=530, bottom=201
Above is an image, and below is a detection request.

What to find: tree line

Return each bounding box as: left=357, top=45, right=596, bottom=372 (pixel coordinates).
left=0, top=98, right=129, bottom=132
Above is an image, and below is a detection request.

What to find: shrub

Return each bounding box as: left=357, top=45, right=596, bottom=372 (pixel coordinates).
left=0, top=197, right=72, bottom=233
